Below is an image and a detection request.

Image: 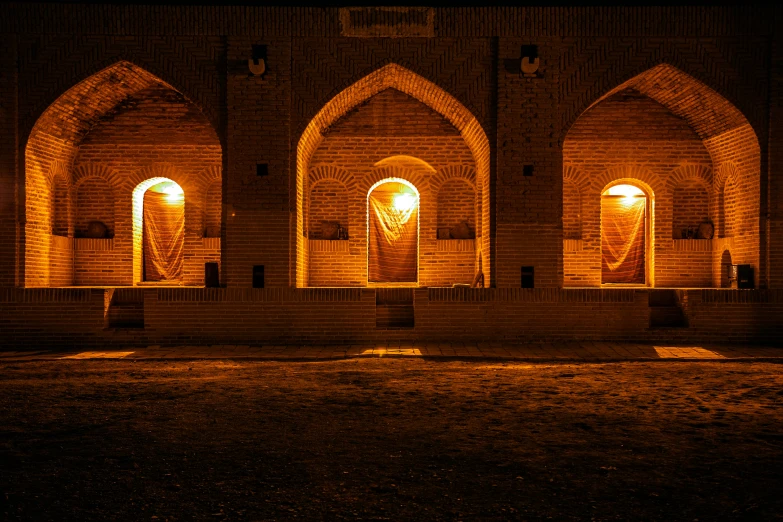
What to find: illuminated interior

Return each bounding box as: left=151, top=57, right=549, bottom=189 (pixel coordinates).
left=132, top=178, right=185, bottom=284
left=601, top=183, right=649, bottom=285
left=296, top=63, right=491, bottom=288
left=367, top=178, right=420, bottom=284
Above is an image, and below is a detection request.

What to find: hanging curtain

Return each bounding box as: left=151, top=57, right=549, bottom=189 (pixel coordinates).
left=143, top=191, right=184, bottom=281
left=368, top=182, right=418, bottom=282
left=601, top=195, right=645, bottom=284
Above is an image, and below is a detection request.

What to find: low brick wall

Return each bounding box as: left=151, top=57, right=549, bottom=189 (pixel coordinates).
left=1, top=288, right=781, bottom=349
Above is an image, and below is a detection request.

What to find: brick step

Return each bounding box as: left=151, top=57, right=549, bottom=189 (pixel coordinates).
left=650, top=306, right=687, bottom=328
left=108, top=303, right=144, bottom=329
left=376, top=304, right=414, bottom=329
left=648, top=289, right=679, bottom=307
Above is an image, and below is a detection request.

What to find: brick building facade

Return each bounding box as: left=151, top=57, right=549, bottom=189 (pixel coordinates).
left=0, top=5, right=781, bottom=346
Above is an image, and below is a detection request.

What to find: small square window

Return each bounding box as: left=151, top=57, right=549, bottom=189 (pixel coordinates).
left=257, top=164, right=268, bottom=177
left=252, top=265, right=265, bottom=288
left=521, top=266, right=534, bottom=288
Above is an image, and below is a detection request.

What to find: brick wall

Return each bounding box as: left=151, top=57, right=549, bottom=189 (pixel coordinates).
left=3, top=287, right=782, bottom=349
left=706, top=125, right=761, bottom=288
left=437, top=179, right=476, bottom=232
left=562, top=79, right=762, bottom=289
left=672, top=179, right=709, bottom=239
left=308, top=137, right=476, bottom=287
left=494, top=37, right=561, bottom=288
left=771, top=24, right=783, bottom=289
left=2, top=6, right=776, bottom=303
left=74, top=177, right=115, bottom=237
left=23, top=62, right=223, bottom=288
left=564, top=91, right=713, bottom=287
left=308, top=180, right=350, bottom=240
left=294, top=62, right=492, bottom=288
left=225, top=37, right=291, bottom=289
left=74, top=85, right=222, bottom=286
left=203, top=179, right=221, bottom=238
left=305, top=88, right=479, bottom=287
left=0, top=35, right=16, bottom=288
left=563, top=180, right=582, bottom=240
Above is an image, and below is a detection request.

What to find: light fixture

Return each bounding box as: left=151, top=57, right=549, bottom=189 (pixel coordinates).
left=392, top=192, right=417, bottom=212
left=160, top=183, right=184, bottom=204
left=604, top=184, right=645, bottom=206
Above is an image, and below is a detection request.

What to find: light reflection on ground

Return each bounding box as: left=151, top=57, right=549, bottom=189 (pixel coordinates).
left=653, top=346, right=725, bottom=358
left=60, top=351, right=135, bottom=359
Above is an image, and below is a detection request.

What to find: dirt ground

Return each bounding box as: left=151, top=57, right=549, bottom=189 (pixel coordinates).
left=0, top=359, right=781, bottom=521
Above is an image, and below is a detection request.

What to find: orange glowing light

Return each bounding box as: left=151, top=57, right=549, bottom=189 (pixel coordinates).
left=392, top=192, right=417, bottom=212
left=604, top=184, right=645, bottom=206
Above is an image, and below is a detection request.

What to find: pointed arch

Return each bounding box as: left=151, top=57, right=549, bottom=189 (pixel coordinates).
left=563, top=63, right=761, bottom=288
left=563, top=63, right=755, bottom=142
left=296, top=63, right=491, bottom=287
left=23, top=61, right=222, bottom=287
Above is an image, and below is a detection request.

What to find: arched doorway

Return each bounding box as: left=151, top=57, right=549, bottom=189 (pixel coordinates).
left=132, top=178, right=185, bottom=284
left=367, top=179, right=419, bottom=283
left=601, top=182, right=651, bottom=285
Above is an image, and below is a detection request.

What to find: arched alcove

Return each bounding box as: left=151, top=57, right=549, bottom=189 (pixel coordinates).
left=672, top=179, right=710, bottom=239
left=367, top=178, right=420, bottom=284
left=308, top=179, right=350, bottom=240
left=296, top=63, right=490, bottom=288
left=74, top=177, right=115, bottom=238
left=132, top=178, right=185, bottom=283
left=437, top=179, right=476, bottom=239
left=24, top=61, right=222, bottom=287
left=600, top=181, right=653, bottom=286
left=563, top=64, right=760, bottom=288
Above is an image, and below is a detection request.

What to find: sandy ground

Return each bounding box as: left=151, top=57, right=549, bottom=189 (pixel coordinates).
left=0, top=359, right=781, bottom=521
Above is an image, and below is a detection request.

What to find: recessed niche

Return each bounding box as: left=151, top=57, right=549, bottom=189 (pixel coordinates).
left=252, top=265, right=265, bottom=288
left=257, top=164, right=268, bottom=177
left=521, top=266, right=535, bottom=288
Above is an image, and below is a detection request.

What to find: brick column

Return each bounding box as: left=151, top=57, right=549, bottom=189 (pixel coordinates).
left=225, top=38, right=292, bottom=287
left=768, top=18, right=783, bottom=288
left=0, top=35, right=17, bottom=287
left=496, top=38, right=563, bottom=288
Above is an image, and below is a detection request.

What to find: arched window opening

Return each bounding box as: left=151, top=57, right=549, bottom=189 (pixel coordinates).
left=75, top=178, right=114, bottom=238
left=367, top=179, right=419, bottom=283
left=601, top=183, right=649, bottom=285
left=672, top=180, right=709, bottom=239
